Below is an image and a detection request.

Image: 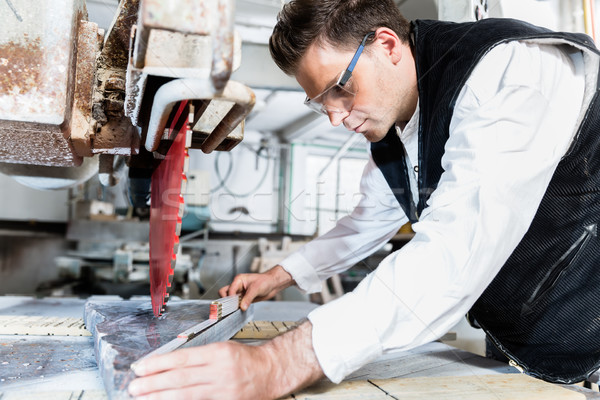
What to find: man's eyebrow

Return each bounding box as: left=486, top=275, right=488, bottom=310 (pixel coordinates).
left=307, top=74, right=339, bottom=99
left=317, top=76, right=338, bottom=94
left=325, top=77, right=337, bottom=87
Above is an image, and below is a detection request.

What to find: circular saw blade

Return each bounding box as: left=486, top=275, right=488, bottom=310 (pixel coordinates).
left=149, top=101, right=190, bottom=317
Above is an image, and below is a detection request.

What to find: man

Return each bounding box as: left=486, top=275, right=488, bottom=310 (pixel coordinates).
left=128, top=0, right=600, bottom=398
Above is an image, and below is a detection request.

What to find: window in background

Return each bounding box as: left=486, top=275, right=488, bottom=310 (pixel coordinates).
left=287, top=143, right=367, bottom=236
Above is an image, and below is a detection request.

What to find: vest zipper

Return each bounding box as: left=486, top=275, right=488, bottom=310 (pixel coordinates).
left=520, top=223, right=597, bottom=317
left=509, top=359, right=524, bottom=373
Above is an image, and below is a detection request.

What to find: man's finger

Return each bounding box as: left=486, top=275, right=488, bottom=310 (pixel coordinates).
left=132, top=345, right=218, bottom=376
left=128, top=367, right=217, bottom=397
left=240, top=284, right=261, bottom=311
left=218, top=285, right=229, bottom=298
left=227, top=275, right=247, bottom=296
left=130, top=385, right=212, bottom=400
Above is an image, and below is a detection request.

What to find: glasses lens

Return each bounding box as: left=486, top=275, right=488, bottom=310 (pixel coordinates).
left=305, top=75, right=357, bottom=115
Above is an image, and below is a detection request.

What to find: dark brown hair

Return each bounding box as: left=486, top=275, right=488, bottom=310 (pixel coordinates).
left=269, top=0, right=411, bottom=76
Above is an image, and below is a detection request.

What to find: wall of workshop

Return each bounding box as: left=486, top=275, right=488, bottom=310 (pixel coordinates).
left=286, top=142, right=368, bottom=237
left=497, top=0, right=592, bottom=34
left=192, top=239, right=258, bottom=299
left=0, top=234, right=71, bottom=295
left=186, top=130, right=372, bottom=237
left=0, top=174, right=69, bottom=222
left=187, top=130, right=280, bottom=234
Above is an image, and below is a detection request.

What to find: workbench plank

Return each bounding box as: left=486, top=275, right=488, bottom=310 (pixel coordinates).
left=345, top=342, right=516, bottom=381
left=287, top=374, right=585, bottom=399
left=232, top=320, right=299, bottom=339
left=0, top=390, right=107, bottom=400
left=372, top=374, right=585, bottom=399
left=282, top=379, right=390, bottom=399
left=0, top=315, right=91, bottom=336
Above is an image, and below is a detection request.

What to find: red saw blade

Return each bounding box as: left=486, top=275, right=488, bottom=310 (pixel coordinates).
left=149, top=101, right=190, bottom=317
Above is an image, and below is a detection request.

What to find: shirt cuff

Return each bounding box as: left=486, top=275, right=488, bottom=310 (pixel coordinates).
left=308, top=292, right=383, bottom=383
left=279, top=251, right=322, bottom=293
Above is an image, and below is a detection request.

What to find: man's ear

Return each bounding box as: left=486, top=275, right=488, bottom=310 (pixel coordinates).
left=374, top=27, right=403, bottom=64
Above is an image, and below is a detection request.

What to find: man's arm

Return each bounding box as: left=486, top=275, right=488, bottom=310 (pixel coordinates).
left=307, top=42, right=586, bottom=383
left=128, top=321, right=323, bottom=400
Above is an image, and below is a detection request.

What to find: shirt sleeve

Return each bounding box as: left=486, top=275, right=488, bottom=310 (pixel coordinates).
left=308, top=41, right=586, bottom=383
left=280, top=153, right=408, bottom=293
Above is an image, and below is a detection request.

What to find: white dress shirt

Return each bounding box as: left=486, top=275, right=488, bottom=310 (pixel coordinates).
left=280, top=40, right=586, bottom=383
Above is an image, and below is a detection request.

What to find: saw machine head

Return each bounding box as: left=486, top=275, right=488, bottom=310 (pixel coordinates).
left=0, top=0, right=255, bottom=313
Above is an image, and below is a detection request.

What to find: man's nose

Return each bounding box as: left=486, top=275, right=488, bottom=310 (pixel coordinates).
left=327, top=110, right=349, bottom=126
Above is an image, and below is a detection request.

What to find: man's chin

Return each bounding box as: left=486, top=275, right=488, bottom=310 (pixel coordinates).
left=362, top=130, right=387, bottom=143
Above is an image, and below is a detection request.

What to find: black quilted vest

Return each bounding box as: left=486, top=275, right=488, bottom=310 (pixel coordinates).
left=371, top=18, right=600, bottom=384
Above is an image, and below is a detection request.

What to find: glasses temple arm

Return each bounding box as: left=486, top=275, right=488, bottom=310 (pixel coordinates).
left=339, top=31, right=376, bottom=86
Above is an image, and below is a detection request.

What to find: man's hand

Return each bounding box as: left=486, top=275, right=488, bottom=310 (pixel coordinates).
left=128, top=321, right=324, bottom=400
left=218, top=265, right=294, bottom=311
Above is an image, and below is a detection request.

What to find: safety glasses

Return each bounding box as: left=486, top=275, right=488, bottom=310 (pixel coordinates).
left=304, top=31, right=376, bottom=115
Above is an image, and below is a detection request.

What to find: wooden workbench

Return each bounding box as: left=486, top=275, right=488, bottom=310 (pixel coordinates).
left=0, top=296, right=598, bottom=399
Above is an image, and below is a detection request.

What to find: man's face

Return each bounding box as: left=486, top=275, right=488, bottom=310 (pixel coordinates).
left=295, top=37, right=411, bottom=142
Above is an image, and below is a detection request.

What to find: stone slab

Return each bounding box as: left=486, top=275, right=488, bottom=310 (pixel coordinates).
left=84, top=299, right=253, bottom=400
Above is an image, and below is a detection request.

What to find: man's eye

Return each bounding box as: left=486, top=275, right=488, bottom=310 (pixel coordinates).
left=330, top=85, right=346, bottom=95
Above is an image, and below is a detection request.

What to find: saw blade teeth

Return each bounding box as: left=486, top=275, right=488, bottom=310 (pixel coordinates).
left=178, top=195, right=185, bottom=219
left=180, top=175, right=187, bottom=195
left=185, top=129, right=192, bottom=149
left=173, top=236, right=180, bottom=255
left=183, top=156, right=190, bottom=174
left=175, top=219, right=182, bottom=237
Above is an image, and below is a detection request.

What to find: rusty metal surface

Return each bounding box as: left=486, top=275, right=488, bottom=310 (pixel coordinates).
left=88, top=0, right=141, bottom=161
left=124, top=64, right=147, bottom=127
left=133, top=0, right=214, bottom=69
left=94, top=118, right=140, bottom=156
left=125, top=0, right=242, bottom=140
left=0, top=0, right=87, bottom=167
left=211, top=0, right=235, bottom=92
left=139, top=0, right=213, bottom=35
left=199, top=102, right=250, bottom=153
left=131, top=0, right=236, bottom=84
left=193, top=99, right=235, bottom=134
left=101, top=0, right=140, bottom=70
left=71, top=20, right=99, bottom=158
left=0, top=121, right=83, bottom=167
left=98, top=154, right=118, bottom=186
left=144, top=29, right=212, bottom=72
left=190, top=122, right=243, bottom=152
left=131, top=29, right=241, bottom=78
left=0, top=0, right=82, bottom=123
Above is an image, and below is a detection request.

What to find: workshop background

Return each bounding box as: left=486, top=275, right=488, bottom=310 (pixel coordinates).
left=0, top=0, right=597, bottom=359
